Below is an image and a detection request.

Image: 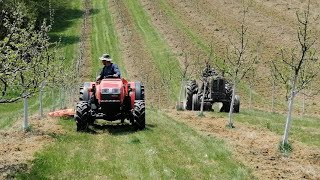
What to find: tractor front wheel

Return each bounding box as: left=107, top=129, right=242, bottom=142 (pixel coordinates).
left=133, top=100, right=146, bottom=130
left=220, top=102, right=230, bottom=113
left=75, top=101, right=91, bottom=132
left=203, top=102, right=213, bottom=111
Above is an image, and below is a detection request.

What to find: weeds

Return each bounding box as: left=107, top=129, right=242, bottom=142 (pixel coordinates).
left=279, top=141, right=293, bottom=154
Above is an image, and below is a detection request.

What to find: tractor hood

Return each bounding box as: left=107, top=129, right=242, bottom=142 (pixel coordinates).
left=96, top=79, right=125, bottom=106
left=100, top=79, right=123, bottom=89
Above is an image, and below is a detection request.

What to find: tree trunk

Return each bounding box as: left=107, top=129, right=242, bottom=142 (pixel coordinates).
left=228, top=80, right=236, bottom=127
left=39, top=84, right=44, bottom=118
left=52, top=90, right=55, bottom=111
left=249, top=84, right=252, bottom=110
left=302, top=89, right=305, bottom=115
left=179, top=79, right=184, bottom=105
left=282, top=75, right=297, bottom=145
left=199, top=82, right=207, bottom=116
left=272, top=78, right=275, bottom=113
left=23, top=95, right=29, bottom=131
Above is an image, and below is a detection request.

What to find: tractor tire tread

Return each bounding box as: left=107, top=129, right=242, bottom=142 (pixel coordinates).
left=133, top=100, right=146, bottom=130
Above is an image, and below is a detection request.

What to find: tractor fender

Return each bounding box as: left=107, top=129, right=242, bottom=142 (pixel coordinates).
left=135, top=81, right=143, bottom=100
left=128, top=82, right=136, bottom=108
left=82, top=88, right=90, bottom=102
left=128, top=81, right=144, bottom=109
left=81, top=82, right=95, bottom=102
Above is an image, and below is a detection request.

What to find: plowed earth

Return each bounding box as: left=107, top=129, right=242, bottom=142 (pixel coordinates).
left=165, top=110, right=320, bottom=180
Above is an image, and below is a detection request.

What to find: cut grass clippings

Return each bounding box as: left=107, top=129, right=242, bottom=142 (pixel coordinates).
left=233, top=109, right=320, bottom=147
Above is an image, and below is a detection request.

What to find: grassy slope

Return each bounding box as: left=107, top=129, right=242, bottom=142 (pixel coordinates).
left=153, top=0, right=286, bottom=110
left=91, top=0, right=127, bottom=78
left=157, top=0, right=210, bottom=53
left=0, top=1, right=83, bottom=129
left=152, top=0, right=320, bottom=146
left=17, top=0, right=253, bottom=178
left=18, top=109, right=252, bottom=179
left=123, top=0, right=181, bottom=100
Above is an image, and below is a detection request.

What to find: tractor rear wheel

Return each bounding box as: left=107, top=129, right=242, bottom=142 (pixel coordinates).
left=185, top=80, right=198, bottom=110
left=75, top=101, right=91, bottom=132
left=79, top=83, right=91, bottom=101
left=133, top=100, right=145, bottom=130
left=135, top=82, right=145, bottom=100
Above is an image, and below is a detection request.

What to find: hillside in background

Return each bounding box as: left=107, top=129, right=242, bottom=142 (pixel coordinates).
left=88, top=0, right=320, bottom=115
left=1, top=0, right=320, bottom=179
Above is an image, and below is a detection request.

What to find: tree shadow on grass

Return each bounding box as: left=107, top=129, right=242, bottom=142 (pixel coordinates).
left=48, top=8, right=100, bottom=47
left=51, top=8, right=99, bottom=33
left=50, top=34, right=80, bottom=47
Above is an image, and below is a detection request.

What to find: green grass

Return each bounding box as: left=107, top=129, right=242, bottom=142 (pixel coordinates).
left=232, top=109, right=320, bottom=147
left=0, top=0, right=83, bottom=129
left=158, top=0, right=210, bottom=53
left=0, top=92, right=51, bottom=129
left=50, top=0, right=83, bottom=66
left=91, top=0, right=127, bottom=78
left=123, top=0, right=182, bottom=100
left=17, top=109, right=253, bottom=179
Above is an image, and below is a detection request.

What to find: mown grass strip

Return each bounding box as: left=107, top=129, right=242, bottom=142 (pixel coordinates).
left=122, top=0, right=182, bottom=100
left=90, top=0, right=127, bottom=78
left=158, top=0, right=210, bottom=53
left=17, top=109, right=253, bottom=179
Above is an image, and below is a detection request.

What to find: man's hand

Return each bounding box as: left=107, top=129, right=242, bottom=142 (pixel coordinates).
left=113, top=74, right=119, bottom=77
left=96, top=75, right=101, bottom=84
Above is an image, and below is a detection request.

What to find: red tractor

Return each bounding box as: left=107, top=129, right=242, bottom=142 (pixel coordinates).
left=75, top=77, right=145, bottom=131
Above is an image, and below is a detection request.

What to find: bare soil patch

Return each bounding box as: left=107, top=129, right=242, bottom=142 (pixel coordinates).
left=165, top=109, right=320, bottom=180
left=0, top=117, right=65, bottom=179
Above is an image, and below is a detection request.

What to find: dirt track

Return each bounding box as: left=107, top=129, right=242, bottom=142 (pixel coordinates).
left=0, top=117, right=65, bottom=179
left=165, top=110, right=320, bottom=180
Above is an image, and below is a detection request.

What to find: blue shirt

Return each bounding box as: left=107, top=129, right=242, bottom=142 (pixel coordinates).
left=99, top=63, right=121, bottom=79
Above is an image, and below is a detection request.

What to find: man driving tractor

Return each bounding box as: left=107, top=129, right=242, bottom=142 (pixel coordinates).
left=96, top=53, right=121, bottom=83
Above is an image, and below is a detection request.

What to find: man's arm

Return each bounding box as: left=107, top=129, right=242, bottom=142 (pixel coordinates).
left=98, top=67, right=104, bottom=81
left=112, top=64, right=121, bottom=77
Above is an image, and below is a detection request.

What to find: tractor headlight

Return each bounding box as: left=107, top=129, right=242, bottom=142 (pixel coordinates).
left=101, top=88, right=120, bottom=94
left=111, top=88, right=120, bottom=94
left=101, top=89, right=110, bottom=94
